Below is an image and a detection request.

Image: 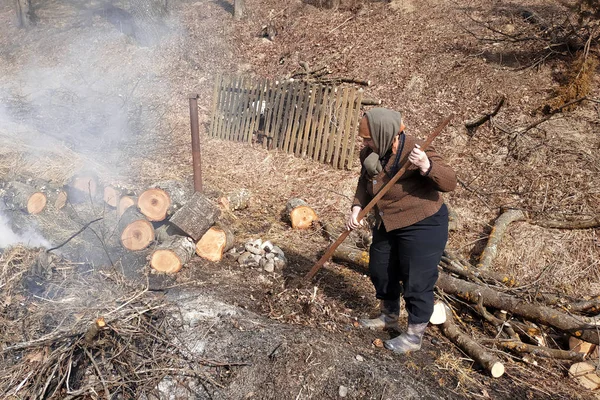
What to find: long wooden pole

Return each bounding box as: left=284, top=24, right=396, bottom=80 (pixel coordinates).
left=305, top=115, right=453, bottom=280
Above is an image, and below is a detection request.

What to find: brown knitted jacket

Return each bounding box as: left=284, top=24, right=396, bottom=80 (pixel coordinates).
left=352, top=134, right=457, bottom=231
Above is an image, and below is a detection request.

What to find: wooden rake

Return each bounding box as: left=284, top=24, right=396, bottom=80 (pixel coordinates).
left=304, top=114, right=453, bottom=280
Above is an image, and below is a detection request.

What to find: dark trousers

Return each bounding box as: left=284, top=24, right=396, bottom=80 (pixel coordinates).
left=369, top=204, right=448, bottom=324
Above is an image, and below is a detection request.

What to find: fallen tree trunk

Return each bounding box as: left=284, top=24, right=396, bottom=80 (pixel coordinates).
left=440, top=304, right=505, bottom=378
left=195, top=224, right=235, bottom=262
left=477, top=209, right=526, bottom=270
left=5, top=181, right=47, bottom=214
left=169, top=192, right=220, bottom=241
left=150, top=235, right=195, bottom=273
left=436, top=272, right=600, bottom=344
left=286, top=198, right=318, bottom=230
left=118, top=207, right=154, bottom=251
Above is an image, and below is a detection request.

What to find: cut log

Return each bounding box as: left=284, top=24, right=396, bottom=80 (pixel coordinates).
left=154, top=222, right=188, bottom=243
left=103, top=185, right=121, bottom=208
left=117, top=207, right=154, bottom=251
left=569, top=337, right=597, bottom=357
left=569, top=362, right=600, bottom=390
left=169, top=192, right=220, bottom=241
left=286, top=198, right=318, bottom=229
left=138, top=180, right=192, bottom=221
left=477, top=209, right=526, bottom=270
left=137, top=188, right=171, bottom=221
left=436, top=271, right=600, bottom=345
left=150, top=235, right=195, bottom=273
left=440, top=304, right=505, bottom=378
left=218, top=188, right=251, bottom=211
left=66, top=173, right=99, bottom=204
left=5, top=181, right=47, bottom=214
left=49, top=189, right=68, bottom=210
left=195, top=224, right=235, bottom=262
left=118, top=195, right=137, bottom=217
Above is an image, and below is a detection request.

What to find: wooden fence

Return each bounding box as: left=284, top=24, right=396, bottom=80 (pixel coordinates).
left=208, top=75, right=363, bottom=170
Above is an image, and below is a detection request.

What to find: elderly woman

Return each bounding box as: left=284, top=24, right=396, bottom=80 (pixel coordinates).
left=346, top=108, right=456, bottom=354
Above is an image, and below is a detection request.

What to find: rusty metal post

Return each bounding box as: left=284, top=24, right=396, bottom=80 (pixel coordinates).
left=189, top=94, right=203, bottom=193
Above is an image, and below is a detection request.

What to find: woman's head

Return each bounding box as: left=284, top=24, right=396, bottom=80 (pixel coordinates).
left=359, top=108, right=405, bottom=155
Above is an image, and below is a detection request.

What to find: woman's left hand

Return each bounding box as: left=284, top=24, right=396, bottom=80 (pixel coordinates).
left=408, top=144, right=431, bottom=174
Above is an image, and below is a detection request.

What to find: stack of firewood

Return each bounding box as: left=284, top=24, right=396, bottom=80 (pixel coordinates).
left=0, top=174, right=251, bottom=274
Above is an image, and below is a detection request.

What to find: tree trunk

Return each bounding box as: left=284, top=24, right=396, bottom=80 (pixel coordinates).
left=436, top=272, right=600, bottom=345
left=234, top=0, right=245, bottom=19
left=14, top=0, right=32, bottom=28
left=195, top=224, right=235, bottom=262
left=169, top=192, right=220, bottom=241
left=441, top=305, right=505, bottom=378
left=150, top=235, right=195, bottom=273
left=286, top=198, right=318, bottom=229
left=117, top=207, right=154, bottom=251
left=5, top=181, right=47, bottom=214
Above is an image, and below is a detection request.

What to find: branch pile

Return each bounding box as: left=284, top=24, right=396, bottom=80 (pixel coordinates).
left=0, top=246, right=243, bottom=399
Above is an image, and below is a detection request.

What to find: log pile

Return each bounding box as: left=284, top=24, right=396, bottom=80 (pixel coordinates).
left=0, top=177, right=245, bottom=276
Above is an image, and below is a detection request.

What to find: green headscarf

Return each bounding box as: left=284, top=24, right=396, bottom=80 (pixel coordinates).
left=362, top=108, right=403, bottom=178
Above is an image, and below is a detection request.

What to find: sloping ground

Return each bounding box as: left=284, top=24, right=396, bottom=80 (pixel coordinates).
left=0, top=0, right=599, bottom=399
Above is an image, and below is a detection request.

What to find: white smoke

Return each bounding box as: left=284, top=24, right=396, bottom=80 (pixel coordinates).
left=0, top=211, right=50, bottom=249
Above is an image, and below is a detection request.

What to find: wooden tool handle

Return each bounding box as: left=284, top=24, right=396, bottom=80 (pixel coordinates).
left=305, top=114, right=453, bottom=280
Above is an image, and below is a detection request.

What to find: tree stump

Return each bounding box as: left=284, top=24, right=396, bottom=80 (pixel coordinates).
left=118, top=207, right=154, bottom=251
left=5, top=181, right=47, bottom=214
left=150, top=235, right=195, bottom=273
left=286, top=198, right=318, bottom=229
left=195, top=224, right=234, bottom=262
left=169, top=192, right=220, bottom=241
left=118, top=195, right=137, bottom=217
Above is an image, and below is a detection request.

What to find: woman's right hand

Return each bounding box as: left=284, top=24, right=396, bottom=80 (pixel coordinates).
left=346, top=206, right=364, bottom=231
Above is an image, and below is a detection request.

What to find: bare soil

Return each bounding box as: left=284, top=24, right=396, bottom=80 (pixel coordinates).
left=1, top=0, right=599, bottom=399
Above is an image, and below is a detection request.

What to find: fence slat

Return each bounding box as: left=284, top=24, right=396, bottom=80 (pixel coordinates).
left=339, top=87, right=357, bottom=169
left=250, top=78, right=266, bottom=143
left=208, top=74, right=221, bottom=137
left=239, top=77, right=254, bottom=142
left=241, top=77, right=260, bottom=143
left=345, top=89, right=363, bottom=169
left=221, top=75, right=238, bottom=140
left=300, top=84, right=317, bottom=157
left=306, top=85, right=323, bottom=159
left=271, top=80, right=289, bottom=149
left=282, top=82, right=300, bottom=153
left=333, top=87, right=350, bottom=168
left=326, top=87, right=344, bottom=164
left=313, top=86, right=330, bottom=162
left=262, top=80, right=276, bottom=147
left=214, top=75, right=229, bottom=139
left=291, top=83, right=310, bottom=156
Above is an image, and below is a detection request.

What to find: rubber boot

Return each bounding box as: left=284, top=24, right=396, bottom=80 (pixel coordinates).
left=359, top=299, right=400, bottom=331
left=384, top=322, right=428, bottom=354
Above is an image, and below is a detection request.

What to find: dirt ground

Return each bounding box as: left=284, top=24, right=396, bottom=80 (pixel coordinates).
left=1, top=0, right=599, bottom=399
